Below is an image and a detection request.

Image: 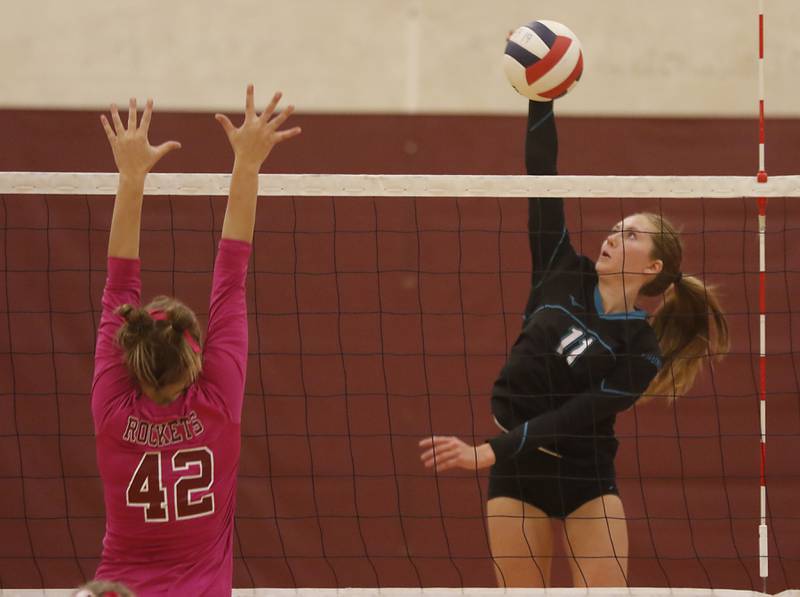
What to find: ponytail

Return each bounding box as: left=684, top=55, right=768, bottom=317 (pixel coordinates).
left=636, top=212, right=729, bottom=399
left=646, top=275, right=729, bottom=399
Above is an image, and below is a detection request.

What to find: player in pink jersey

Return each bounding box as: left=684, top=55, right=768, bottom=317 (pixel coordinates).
left=92, top=85, right=301, bottom=596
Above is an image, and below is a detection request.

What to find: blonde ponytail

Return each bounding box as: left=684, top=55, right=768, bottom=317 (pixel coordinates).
left=638, top=214, right=730, bottom=399
left=646, top=275, right=729, bottom=398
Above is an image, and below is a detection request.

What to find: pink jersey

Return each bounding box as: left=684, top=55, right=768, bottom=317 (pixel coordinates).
left=91, top=239, right=251, bottom=597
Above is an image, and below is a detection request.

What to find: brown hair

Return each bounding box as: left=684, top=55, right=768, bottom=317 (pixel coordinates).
left=116, top=295, right=202, bottom=392
left=638, top=213, right=730, bottom=399
left=73, top=579, right=136, bottom=597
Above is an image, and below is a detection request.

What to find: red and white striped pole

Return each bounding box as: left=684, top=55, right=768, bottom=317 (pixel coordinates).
left=756, top=0, right=768, bottom=589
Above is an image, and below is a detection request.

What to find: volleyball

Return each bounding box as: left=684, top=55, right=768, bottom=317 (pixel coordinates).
left=503, top=20, right=584, bottom=101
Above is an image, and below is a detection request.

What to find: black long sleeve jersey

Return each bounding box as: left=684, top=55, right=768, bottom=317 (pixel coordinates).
left=488, top=102, right=662, bottom=467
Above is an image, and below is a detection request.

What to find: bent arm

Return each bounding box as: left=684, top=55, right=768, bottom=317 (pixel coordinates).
left=488, top=352, right=659, bottom=461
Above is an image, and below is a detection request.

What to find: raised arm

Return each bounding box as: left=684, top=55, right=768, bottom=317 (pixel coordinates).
left=215, top=84, right=301, bottom=243
left=100, top=99, right=181, bottom=259
left=198, top=85, right=301, bottom=421
left=525, top=101, right=575, bottom=295
left=93, top=99, right=180, bottom=424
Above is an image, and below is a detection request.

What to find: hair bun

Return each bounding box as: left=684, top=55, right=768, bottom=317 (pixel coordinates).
left=169, top=319, right=187, bottom=334
left=118, top=305, right=154, bottom=333
left=169, top=307, right=195, bottom=335
left=116, top=304, right=134, bottom=319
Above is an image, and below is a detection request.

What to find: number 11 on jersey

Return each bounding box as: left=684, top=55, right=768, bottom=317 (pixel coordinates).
left=557, top=325, right=595, bottom=366
left=126, top=447, right=215, bottom=522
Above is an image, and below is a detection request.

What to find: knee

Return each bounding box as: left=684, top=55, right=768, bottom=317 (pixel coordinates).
left=493, top=558, right=550, bottom=588
left=571, top=559, right=627, bottom=588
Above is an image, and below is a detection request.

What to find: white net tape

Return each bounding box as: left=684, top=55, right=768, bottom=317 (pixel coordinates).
left=2, top=172, right=800, bottom=197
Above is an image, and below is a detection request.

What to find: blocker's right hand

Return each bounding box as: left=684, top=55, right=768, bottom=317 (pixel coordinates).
left=100, top=98, right=181, bottom=179
left=215, top=84, right=302, bottom=170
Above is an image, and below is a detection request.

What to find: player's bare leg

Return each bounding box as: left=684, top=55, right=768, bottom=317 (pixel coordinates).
left=487, top=497, right=554, bottom=588
left=563, top=494, right=629, bottom=587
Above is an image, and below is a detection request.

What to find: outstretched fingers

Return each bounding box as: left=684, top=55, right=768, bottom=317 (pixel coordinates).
left=127, top=98, right=137, bottom=131
left=110, top=104, right=125, bottom=135
left=274, top=125, right=302, bottom=144
left=268, top=104, right=300, bottom=145
left=245, top=83, right=255, bottom=118
left=139, top=99, right=154, bottom=135
left=154, top=140, right=182, bottom=161
left=99, top=114, right=116, bottom=144
left=215, top=113, right=236, bottom=138
left=218, top=86, right=301, bottom=165
left=267, top=104, right=295, bottom=130
left=260, top=91, right=282, bottom=122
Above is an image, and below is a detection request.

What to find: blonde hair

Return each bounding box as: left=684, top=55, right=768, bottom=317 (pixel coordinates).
left=638, top=213, right=730, bottom=399
left=115, top=295, right=202, bottom=391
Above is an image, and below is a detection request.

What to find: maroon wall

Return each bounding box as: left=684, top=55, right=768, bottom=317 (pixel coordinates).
left=1, top=109, right=799, bottom=592
left=3, top=108, right=800, bottom=176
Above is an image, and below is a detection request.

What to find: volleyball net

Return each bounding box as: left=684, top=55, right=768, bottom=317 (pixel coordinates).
left=1, top=172, right=799, bottom=595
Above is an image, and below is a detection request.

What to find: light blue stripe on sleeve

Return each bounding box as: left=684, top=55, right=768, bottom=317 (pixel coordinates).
left=600, top=379, right=639, bottom=396
left=511, top=421, right=529, bottom=457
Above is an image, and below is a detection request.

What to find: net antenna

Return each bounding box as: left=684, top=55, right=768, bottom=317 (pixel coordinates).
left=756, top=0, right=768, bottom=592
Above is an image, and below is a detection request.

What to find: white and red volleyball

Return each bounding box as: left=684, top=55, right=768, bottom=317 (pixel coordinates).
left=503, top=20, right=584, bottom=101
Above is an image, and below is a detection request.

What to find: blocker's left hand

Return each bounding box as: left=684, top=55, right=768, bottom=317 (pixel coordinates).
left=215, top=85, right=301, bottom=170
left=419, top=435, right=496, bottom=473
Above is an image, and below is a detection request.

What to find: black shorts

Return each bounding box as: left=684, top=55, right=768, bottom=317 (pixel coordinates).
left=487, top=446, right=619, bottom=520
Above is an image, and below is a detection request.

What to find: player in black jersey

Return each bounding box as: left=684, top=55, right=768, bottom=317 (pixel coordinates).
left=419, top=100, right=728, bottom=588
